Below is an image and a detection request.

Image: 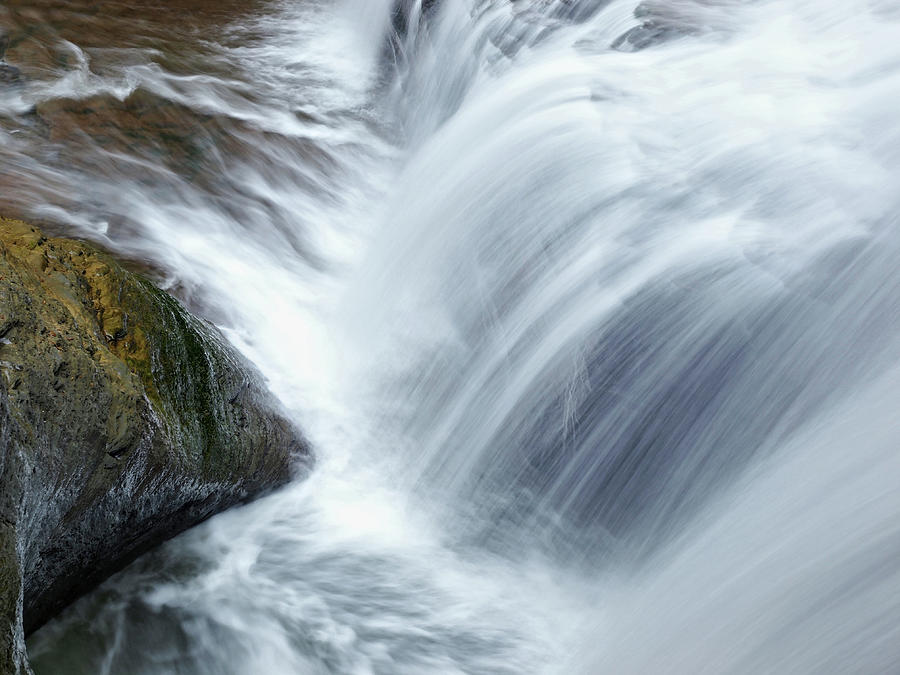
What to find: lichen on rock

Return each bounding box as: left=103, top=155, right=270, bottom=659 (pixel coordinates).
left=0, top=216, right=310, bottom=674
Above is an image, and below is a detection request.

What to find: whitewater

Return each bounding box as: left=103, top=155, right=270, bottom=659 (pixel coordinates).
left=1, top=0, right=898, bottom=672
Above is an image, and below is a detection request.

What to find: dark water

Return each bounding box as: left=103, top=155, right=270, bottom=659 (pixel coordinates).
left=2, top=0, right=900, bottom=672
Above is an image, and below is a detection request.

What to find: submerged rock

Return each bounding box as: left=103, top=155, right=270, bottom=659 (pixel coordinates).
left=0, top=217, right=309, bottom=674
left=0, top=65, right=21, bottom=88
left=0, top=32, right=22, bottom=88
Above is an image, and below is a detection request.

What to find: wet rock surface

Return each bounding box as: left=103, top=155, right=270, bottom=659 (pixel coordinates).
left=0, top=217, right=309, bottom=674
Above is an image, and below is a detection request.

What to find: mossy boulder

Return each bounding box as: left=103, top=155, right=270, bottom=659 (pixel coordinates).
left=0, top=217, right=309, bottom=674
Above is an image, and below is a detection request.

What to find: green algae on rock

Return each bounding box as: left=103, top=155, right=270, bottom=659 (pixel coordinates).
left=0, top=217, right=309, bottom=675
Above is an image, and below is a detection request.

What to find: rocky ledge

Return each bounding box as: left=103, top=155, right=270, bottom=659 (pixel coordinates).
left=0, top=217, right=309, bottom=675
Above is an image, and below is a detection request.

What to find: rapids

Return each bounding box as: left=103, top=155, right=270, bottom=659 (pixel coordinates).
left=1, top=0, right=899, bottom=672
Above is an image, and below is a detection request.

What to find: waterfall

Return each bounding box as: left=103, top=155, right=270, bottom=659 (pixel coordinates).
left=3, top=0, right=899, bottom=672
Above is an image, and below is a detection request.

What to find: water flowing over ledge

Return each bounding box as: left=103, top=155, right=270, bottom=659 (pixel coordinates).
left=2, top=0, right=900, bottom=672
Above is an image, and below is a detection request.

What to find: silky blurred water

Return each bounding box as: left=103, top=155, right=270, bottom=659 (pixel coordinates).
left=2, top=0, right=900, bottom=672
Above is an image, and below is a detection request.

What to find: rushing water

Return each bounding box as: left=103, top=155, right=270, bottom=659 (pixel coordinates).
left=3, top=0, right=900, bottom=672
